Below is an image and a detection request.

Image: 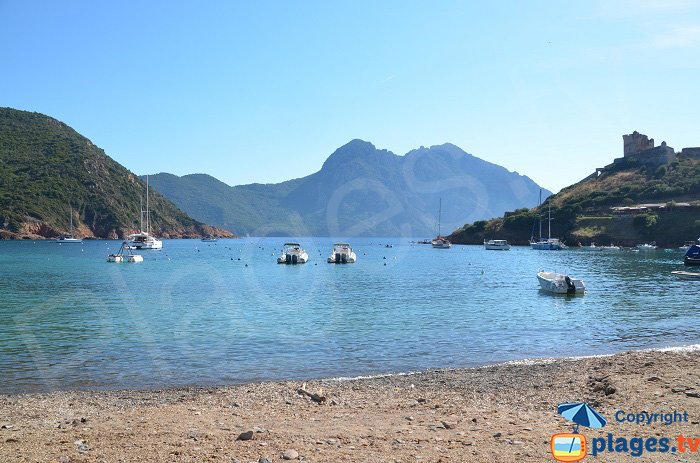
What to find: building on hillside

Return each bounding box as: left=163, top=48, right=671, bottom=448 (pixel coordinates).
left=681, top=147, right=700, bottom=158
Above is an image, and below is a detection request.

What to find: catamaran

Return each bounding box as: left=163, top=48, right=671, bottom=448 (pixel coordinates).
left=127, top=176, right=162, bottom=250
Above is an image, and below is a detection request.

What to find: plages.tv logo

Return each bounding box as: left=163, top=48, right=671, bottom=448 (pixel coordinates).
left=551, top=402, right=607, bottom=462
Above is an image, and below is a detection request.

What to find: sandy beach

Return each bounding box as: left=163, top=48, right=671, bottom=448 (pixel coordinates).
left=1, top=348, right=699, bottom=462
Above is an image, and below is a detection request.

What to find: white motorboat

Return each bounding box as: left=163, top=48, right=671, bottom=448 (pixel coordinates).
left=107, top=241, right=143, bottom=263
left=581, top=242, right=604, bottom=251
left=431, top=199, right=452, bottom=249
left=327, top=243, right=357, bottom=263
left=600, top=244, right=621, bottom=251
left=55, top=206, right=82, bottom=243
left=127, top=176, right=162, bottom=250
left=530, top=202, right=566, bottom=250
left=636, top=243, right=657, bottom=250
left=537, top=271, right=585, bottom=294
left=277, top=243, right=308, bottom=264
left=484, top=239, right=510, bottom=250
left=671, top=270, right=700, bottom=280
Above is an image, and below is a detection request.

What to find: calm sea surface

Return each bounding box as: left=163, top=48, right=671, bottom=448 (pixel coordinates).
left=0, top=238, right=697, bottom=393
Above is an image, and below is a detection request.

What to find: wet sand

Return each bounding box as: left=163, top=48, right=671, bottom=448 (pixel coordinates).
left=1, top=348, right=699, bottom=462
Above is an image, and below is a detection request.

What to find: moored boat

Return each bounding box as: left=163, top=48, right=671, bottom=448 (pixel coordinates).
left=530, top=204, right=567, bottom=250
left=277, top=243, right=308, bottom=264
left=127, top=176, right=163, bottom=250
left=484, top=239, right=510, bottom=250
left=54, top=206, right=82, bottom=243
left=327, top=243, right=357, bottom=263
left=431, top=199, right=452, bottom=249
left=107, top=241, right=143, bottom=263
left=680, top=240, right=698, bottom=251
left=636, top=242, right=657, bottom=250
left=537, top=271, right=585, bottom=294
left=684, top=244, right=700, bottom=266
left=672, top=270, right=700, bottom=280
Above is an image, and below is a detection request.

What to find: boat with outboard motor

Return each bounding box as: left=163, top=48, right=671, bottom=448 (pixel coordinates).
left=277, top=243, right=308, bottom=264
left=327, top=243, right=357, bottom=263
left=537, top=271, right=585, bottom=294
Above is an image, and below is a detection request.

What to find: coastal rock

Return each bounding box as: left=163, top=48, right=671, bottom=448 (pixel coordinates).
left=282, top=449, right=299, bottom=460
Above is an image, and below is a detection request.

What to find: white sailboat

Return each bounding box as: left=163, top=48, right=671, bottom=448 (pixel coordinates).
left=431, top=198, right=452, bottom=249
left=531, top=202, right=566, bottom=250
left=127, top=176, right=163, bottom=250
left=55, top=206, right=82, bottom=243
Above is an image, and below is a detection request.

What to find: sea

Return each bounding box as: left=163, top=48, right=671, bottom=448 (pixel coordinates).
left=0, top=238, right=697, bottom=394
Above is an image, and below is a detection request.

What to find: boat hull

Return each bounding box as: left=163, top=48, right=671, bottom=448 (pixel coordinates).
left=672, top=270, right=700, bottom=280
left=537, top=272, right=585, bottom=294
left=277, top=252, right=309, bottom=264
left=684, top=245, right=700, bottom=265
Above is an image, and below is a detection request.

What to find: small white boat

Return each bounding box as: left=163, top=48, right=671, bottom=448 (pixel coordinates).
left=671, top=270, right=700, bottom=280
left=277, top=243, right=308, bottom=264
left=327, top=243, right=357, bottom=263
left=107, top=242, right=143, bottom=263
left=600, top=244, right=621, bottom=251
left=581, top=242, right=604, bottom=251
left=636, top=243, right=657, bottom=250
left=537, top=271, right=585, bottom=294
left=201, top=236, right=218, bottom=242
left=484, top=239, right=510, bottom=250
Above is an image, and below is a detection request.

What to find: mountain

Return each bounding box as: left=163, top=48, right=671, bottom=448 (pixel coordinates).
left=148, top=140, right=551, bottom=237
left=0, top=108, right=233, bottom=239
left=448, top=145, right=700, bottom=247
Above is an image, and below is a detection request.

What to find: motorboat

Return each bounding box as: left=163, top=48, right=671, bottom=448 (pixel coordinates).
left=484, top=239, right=510, bottom=250
left=581, top=242, right=604, bottom=251
left=107, top=241, right=143, bottom=263
left=127, top=176, right=162, bottom=250
left=537, top=271, right=585, bottom=294
left=684, top=244, right=700, bottom=266
left=672, top=270, right=700, bottom=280
left=201, top=236, right=218, bottom=242
left=277, top=243, right=308, bottom=264
left=530, top=202, right=567, bottom=250
left=600, top=244, right=621, bottom=251
left=327, top=243, right=357, bottom=263
left=431, top=198, right=452, bottom=249
left=55, top=206, right=82, bottom=243
left=636, top=243, right=657, bottom=250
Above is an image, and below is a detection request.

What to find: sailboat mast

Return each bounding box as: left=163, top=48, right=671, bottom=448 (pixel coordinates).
left=438, top=198, right=442, bottom=236
left=548, top=204, right=552, bottom=239
left=140, top=196, right=144, bottom=232
left=70, top=206, right=73, bottom=236
left=146, top=175, right=150, bottom=234
left=538, top=190, right=542, bottom=240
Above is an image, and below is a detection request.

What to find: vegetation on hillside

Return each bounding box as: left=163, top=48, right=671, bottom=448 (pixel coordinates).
left=449, top=156, right=700, bottom=247
left=0, top=107, right=232, bottom=239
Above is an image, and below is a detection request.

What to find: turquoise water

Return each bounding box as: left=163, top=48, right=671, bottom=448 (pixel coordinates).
left=0, top=238, right=697, bottom=393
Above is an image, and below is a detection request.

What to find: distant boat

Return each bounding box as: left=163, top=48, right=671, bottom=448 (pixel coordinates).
left=277, top=243, right=308, bottom=264
left=484, top=239, right=510, bottom=250
left=201, top=236, right=218, bottom=242
left=327, top=243, right=357, bottom=263
left=530, top=195, right=566, bottom=250
left=672, top=270, right=700, bottom=280
left=580, top=243, right=619, bottom=251
left=636, top=243, right=657, bottom=250
left=685, top=244, right=700, bottom=266
left=431, top=198, right=452, bottom=249
left=537, top=271, right=585, bottom=294
left=127, top=176, right=162, bottom=250
left=54, top=206, right=82, bottom=243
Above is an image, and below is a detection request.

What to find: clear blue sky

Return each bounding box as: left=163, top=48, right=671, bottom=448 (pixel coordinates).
left=2, top=1, right=699, bottom=192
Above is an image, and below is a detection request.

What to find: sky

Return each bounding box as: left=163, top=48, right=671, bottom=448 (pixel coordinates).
left=1, top=0, right=699, bottom=192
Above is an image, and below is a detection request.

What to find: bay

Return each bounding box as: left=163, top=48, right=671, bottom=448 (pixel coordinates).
left=0, top=238, right=696, bottom=393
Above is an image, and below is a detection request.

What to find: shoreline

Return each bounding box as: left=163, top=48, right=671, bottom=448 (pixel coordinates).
left=2, top=348, right=699, bottom=462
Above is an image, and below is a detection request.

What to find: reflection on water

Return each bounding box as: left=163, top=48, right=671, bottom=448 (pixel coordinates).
left=0, top=239, right=696, bottom=393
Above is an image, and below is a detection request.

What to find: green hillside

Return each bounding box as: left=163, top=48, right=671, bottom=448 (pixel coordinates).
left=0, top=108, right=232, bottom=239
left=449, top=155, right=700, bottom=247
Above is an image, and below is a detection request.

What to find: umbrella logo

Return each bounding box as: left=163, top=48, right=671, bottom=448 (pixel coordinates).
left=551, top=402, right=607, bottom=462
